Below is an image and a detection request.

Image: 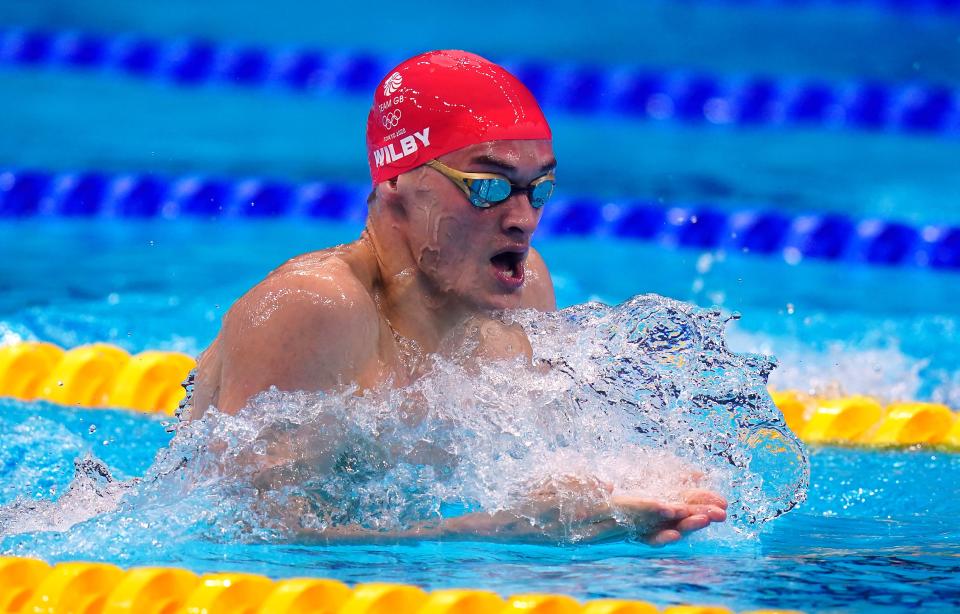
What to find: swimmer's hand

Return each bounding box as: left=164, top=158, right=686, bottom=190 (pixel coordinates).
left=608, top=488, right=728, bottom=546
left=289, top=476, right=726, bottom=547
left=436, top=475, right=726, bottom=546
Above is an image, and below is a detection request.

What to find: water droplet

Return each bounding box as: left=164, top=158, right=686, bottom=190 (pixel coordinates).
left=88, top=424, right=97, bottom=434
left=695, top=253, right=713, bottom=274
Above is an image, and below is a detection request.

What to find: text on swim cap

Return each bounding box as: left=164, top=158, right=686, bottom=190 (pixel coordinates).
left=373, top=128, right=431, bottom=168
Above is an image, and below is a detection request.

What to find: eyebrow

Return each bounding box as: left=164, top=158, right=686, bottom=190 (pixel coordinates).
left=469, top=154, right=557, bottom=175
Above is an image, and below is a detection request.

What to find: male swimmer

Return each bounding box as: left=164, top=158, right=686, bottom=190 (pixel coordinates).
left=188, top=50, right=727, bottom=545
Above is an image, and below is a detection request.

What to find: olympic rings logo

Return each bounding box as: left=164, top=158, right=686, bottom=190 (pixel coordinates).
left=381, top=110, right=402, bottom=128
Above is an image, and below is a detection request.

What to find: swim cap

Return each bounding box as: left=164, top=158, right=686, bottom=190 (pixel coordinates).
left=366, top=50, right=552, bottom=185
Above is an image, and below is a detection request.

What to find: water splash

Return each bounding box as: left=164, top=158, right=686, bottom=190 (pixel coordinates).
left=0, top=457, right=134, bottom=535
left=0, top=294, right=807, bottom=558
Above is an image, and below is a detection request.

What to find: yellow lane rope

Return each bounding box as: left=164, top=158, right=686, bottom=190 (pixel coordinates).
left=0, top=341, right=957, bottom=448
left=0, top=556, right=802, bottom=614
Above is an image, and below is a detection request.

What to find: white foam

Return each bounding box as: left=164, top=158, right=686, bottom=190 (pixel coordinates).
left=0, top=294, right=809, bottom=551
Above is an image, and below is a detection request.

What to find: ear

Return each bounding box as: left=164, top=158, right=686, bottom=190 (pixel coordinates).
left=376, top=176, right=399, bottom=197
left=373, top=177, right=407, bottom=219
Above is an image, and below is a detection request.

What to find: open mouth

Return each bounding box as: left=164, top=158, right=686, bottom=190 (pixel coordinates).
left=490, top=249, right=526, bottom=288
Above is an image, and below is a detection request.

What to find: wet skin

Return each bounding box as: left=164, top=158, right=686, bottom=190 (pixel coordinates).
left=190, top=139, right=727, bottom=545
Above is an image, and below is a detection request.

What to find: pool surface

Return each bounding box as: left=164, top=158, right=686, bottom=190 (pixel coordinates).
left=1, top=220, right=958, bottom=612
left=2, top=1, right=960, bottom=612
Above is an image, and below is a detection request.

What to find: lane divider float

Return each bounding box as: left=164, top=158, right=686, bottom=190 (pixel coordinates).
left=771, top=389, right=960, bottom=447
left=0, top=342, right=957, bottom=450
left=0, top=341, right=194, bottom=414
left=2, top=168, right=958, bottom=271
left=0, top=555, right=804, bottom=613
left=0, top=27, right=957, bottom=139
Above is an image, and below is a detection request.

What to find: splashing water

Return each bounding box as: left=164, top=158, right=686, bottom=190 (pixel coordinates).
left=0, top=294, right=807, bottom=558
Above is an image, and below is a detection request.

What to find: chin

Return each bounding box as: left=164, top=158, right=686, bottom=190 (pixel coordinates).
left=473, top=290, right=525, bottom=312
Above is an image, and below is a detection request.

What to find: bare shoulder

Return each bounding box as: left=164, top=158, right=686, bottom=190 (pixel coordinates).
left=207, top=250, right=381, bottom=414
left=522, top=247, right=556, bottom=311
left=228, top=251, right=376, bottom=335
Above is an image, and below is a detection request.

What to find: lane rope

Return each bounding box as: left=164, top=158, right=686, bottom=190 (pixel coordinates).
left=2, top=168, right=958, bottom=271
left=1, top=27, right=958, bottom=138
left=0, top=555, right=805, bottom=614
left=1, top=341, right=957, bottom=448
left=0, top=341, right=192, bottom=415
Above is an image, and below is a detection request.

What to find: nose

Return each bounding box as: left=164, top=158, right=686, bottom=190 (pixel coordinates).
left=499, top=193, right=541, bottom=238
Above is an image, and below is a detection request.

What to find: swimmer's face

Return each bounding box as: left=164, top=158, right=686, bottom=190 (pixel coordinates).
left=395, top=139, right=556, bottom=310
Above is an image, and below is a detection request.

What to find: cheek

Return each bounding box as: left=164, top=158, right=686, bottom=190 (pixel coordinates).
left=415, top=206, right=476, bottom=277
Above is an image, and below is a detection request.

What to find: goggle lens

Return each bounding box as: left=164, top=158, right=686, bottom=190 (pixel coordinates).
left=468, top=177, right=555, bottom=209
left=530, top=179, right=555, bottom=209
left=469, top=178, right=512, bottom=208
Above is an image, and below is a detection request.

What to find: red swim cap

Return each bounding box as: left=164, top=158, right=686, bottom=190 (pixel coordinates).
left=366, top=50, right=552, bottom=185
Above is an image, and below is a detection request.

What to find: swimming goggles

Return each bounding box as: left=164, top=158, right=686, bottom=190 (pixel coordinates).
left=425, top=159, right=556, bottom=209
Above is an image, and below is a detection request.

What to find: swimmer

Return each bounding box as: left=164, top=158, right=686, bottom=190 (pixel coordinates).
left=189, top=50, right=727, bottom=546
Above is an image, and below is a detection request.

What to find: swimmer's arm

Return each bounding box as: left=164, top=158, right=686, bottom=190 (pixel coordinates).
left=188, top=338, right=222, bottom=421
left=294, top=481, right=727, bottom=547
left=438, top=477, right=726, bottom=546
left=210, top=272, right=379, bottom=414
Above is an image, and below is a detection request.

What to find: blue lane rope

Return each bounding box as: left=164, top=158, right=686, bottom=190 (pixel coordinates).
left=1, top=27, right=958, bottom=139
left=2, top=167, right=957, bottom=271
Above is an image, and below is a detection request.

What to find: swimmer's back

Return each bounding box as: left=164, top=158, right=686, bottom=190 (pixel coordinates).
left=190, top=241, right=389, bottom=418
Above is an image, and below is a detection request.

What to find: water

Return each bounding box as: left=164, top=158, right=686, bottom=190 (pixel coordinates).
left=4, top=220, right=956, bottom=403
left=3, top=4, right=960, bottom=224
left=0, top=219, right=958, bottom=612
left=2, top=2, right=959, bottom=611
left=0, top=401, right=955, bottom=611
left=1, top=293, right=807, bottom=537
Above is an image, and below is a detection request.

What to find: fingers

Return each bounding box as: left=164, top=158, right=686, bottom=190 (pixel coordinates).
left=611, top=494, right=727, bottom=524
left=684, top=503, right=727, bottom=523
left=644, top=529, right=681, bottom=547
left=706, top=506, right=726, bottom=522
left=646, top=512, right=713, bottom=545
left=523, top=479, right=728, bottom=547
left=682, top=488, right=728, bottom=509
left=674, top=514, right=710, bottom=534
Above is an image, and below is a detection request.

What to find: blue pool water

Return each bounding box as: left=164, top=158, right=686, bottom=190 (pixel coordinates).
left=1, top=219, right=958, bottom=613
left=2, top=1, right=960, bottom=612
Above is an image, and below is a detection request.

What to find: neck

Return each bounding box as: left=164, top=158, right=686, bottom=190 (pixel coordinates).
left=361, top=220, right=473, bottom=355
